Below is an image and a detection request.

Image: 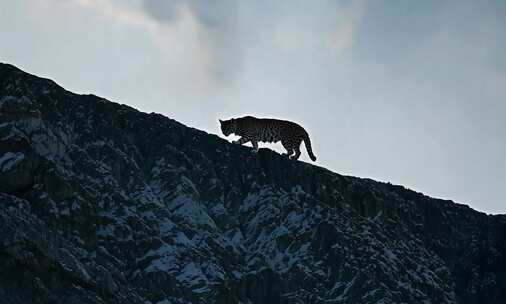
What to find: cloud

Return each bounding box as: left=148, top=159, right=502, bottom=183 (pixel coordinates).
left=70, top=0, right=367, bottom=88
left=327, top=0, right=366, bottom=56
left=141, top=0, right=241, bottom=81
left=142, top=0, right=234, bottom=27
left=74, top=0, right=157, bottom=29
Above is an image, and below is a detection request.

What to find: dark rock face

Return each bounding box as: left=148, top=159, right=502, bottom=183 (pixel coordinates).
left=0, top=62, right=505, bottom=304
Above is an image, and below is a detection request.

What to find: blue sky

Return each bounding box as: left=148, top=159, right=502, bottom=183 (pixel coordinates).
left=1, top=0, right=505, bottom=214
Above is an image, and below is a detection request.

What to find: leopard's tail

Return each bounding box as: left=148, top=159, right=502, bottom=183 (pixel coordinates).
left=303, top=131, right=317, bottom=162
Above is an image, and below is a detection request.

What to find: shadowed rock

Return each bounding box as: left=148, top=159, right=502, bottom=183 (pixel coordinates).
left=0, top=63, right=505, bottom=304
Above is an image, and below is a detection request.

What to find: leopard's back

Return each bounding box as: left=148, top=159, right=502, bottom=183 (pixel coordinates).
left=235, top=116, right=317, bottom=161
left=236, top=116, right=295, bottom=140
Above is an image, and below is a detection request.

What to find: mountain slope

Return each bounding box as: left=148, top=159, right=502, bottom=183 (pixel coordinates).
left=0, top=63, right=505, bottom=304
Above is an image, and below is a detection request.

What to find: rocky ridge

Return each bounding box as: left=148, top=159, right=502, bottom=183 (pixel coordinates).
left=0, top=63, right=505, bottom=304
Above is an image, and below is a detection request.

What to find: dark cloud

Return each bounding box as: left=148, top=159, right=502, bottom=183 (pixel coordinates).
left=142, top=0, right=241, bottom=80
left=142, top=1, right=181, bottom=23
left=143, top=0, right=234, bottom=27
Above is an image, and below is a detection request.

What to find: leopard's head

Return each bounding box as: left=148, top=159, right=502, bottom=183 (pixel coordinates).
left=219, top=118, right=237, bottom=136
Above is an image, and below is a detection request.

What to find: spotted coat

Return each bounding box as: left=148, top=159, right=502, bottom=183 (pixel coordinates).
left=219, top=116, right=317, bottom=161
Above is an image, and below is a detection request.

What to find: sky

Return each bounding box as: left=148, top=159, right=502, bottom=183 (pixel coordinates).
left=1, top=0, right=505, bottom=214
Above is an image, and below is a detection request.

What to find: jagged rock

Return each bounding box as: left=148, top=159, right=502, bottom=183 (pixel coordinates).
left=0, top=62, right=505, bottom=304
left=0, top=151, right=35, bottom=193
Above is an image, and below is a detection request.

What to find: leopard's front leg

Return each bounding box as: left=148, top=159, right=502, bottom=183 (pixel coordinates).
left=233, top=137, right=250, bottom=145
left=251, top=140, right=259, bottom=153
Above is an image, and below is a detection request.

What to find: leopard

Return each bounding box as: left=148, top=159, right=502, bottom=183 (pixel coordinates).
left=219, top=116, right=317, bottom=161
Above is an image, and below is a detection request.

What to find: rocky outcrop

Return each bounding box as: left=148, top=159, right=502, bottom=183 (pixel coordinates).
left=0, top=63, right=505, bottom=303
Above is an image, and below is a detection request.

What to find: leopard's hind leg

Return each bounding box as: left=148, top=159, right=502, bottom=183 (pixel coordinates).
left=281, top=140, right=294, bottom=157
left=290, top=146, right=301, bottom=160
left=289, top=139, right=302, bottom=160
